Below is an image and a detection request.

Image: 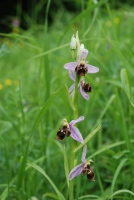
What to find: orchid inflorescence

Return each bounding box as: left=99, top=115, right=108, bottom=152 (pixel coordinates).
left=64, top=32, right=99, bottom=100
left=56, top=31, right=99, bottom=181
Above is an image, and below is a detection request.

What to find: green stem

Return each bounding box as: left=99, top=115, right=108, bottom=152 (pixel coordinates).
left=74, top=75, right=80, bottom=118
left=69, top=75, right=80, bottom=200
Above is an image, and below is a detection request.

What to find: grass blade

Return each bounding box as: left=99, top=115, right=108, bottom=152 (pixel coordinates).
left=87, top=140, right=134, bottom=160
left=16, top=144, right=29, bottom=191
left=30, top=83, right=64, bottom=140
left=96, top=94, right=116, bottom=122
left=42, top=193, right=59, bottom=200
left=63, top=144, right=69, bottom=187
left=27, top=161, right=66, bottom=200
left=111, top=158, right=128, bottom=196
left=108, top=189, right=134, bottom=200
left=61, top=0, right=108, bottom=40
left=120, top=68, right=134, bottom=107
left=74, top=124, right=101, bottom=153
left=76, top=194, right=100, bottom=199
left=16, top=84, right=64, bottom=192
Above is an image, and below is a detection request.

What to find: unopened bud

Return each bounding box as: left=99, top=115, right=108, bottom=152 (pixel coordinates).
left=70, top=34, right=77, bottom=50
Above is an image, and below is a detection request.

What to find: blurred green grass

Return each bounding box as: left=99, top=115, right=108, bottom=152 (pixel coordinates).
left=0, top=1, right=134, bottom=200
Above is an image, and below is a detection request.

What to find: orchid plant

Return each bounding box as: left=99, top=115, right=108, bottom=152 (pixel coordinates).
left=56, top=31, right=99, bottom=200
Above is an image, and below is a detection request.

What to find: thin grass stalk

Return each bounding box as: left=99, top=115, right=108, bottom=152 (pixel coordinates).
left=40, top=0, right=51, bottom=158
left=116, top=90, right=134, bottom=190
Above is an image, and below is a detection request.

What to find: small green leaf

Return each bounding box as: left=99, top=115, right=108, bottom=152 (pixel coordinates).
left=120, top=68, right=134, bottom=107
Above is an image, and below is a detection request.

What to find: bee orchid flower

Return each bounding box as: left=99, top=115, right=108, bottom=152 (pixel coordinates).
left=69, top=145, right=95, bottom=180
left=64, top=48, right=99, bottom=81
left=69, top=78, right=92, bottom=100
left=56, top=116, right=84, bottom=143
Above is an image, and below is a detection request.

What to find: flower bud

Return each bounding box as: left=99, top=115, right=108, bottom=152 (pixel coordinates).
left=70, top=31, right=81, bottom=60
left=70, top=34, right=77, bottom=50
left=70, top=34, right=77, bottom=59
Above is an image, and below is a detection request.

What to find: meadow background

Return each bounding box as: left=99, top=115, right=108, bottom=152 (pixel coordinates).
left=0, top=0, right=134, bottom=199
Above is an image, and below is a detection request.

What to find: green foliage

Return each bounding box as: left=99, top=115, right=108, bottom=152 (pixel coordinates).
left=0, top=0, right=134, bottom=199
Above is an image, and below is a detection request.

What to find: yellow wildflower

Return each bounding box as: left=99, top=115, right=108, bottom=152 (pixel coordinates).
left=5, top=79, right=12, bottom=86
left=114, top=17, right=120, bottom=24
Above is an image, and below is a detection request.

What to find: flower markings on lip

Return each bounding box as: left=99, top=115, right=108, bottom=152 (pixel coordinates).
left=83, top=82, right=92, bottom=92
left=79, top=78, right=92, bottom=100
left=56, top=116, right=84, bottom=143
left=68, top=145, right=95, bottom=181
left=64, top=49, right=99, bottom=81
left=69, top=78, right=92, bottom=100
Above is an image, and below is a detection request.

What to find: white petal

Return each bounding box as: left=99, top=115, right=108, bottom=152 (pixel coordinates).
left=69, top=83, right=75, bottom=98
left=78, top=49, right=88, bottom=63
left=69, top=116, right=84, bottom=126
left=64, top=62, right=77, bottom=71
left=70, top=35, right=77, bottom=49
left=70, top=125, right=84, bottom=143
left=81, top=145, right=87, bottom=163
left=86, top=64, right=99, bottom=73
left=69, top=70, right=76, bottom=81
